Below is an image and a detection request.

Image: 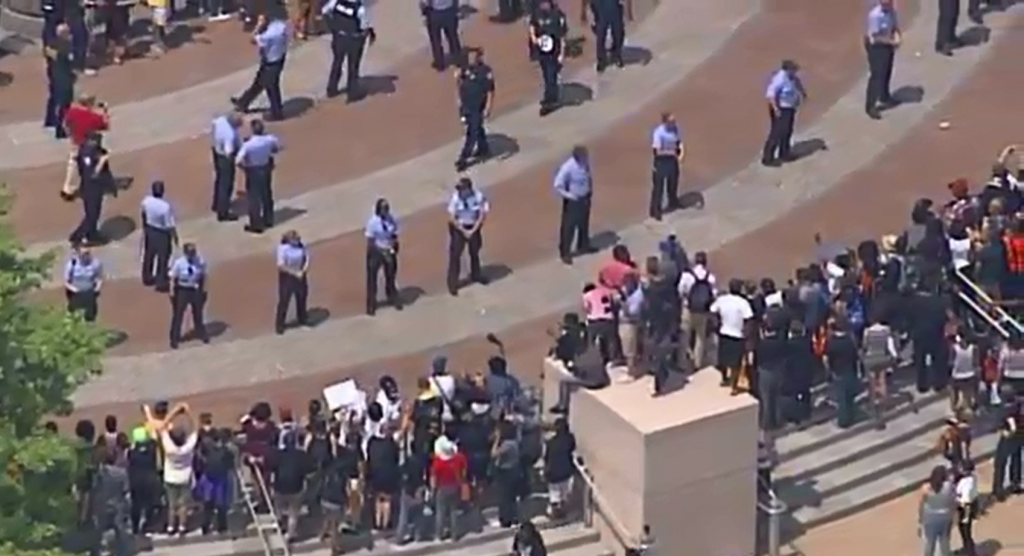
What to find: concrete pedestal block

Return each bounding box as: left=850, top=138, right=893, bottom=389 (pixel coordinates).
left=563, top=365, right=760, bottom=556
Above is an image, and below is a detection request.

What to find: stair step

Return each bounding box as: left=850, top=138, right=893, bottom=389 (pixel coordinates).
left=146, top=522, right=599, bottom=556
left=773, top=394, right=1000, bottom=530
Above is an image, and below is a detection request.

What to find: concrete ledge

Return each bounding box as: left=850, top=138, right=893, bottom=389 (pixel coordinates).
left=0, top=4, right=41, bottom=41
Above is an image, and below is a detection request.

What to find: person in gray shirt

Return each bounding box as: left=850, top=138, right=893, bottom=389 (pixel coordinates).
left=88, top=449, right=132, bottom=556
left=492, top=421, right=522, bottom=528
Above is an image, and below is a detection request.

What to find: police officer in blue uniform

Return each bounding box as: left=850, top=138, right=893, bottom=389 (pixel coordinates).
left=583, top=0, right=632, bottom=72
left=64, top=244, right=103, bottom=323
left=864, top=0, right=901, bottom=120
left=530, top=0, right=567, bottom=117
left=761, top=60, right=806, bottom=167
left=168, top=243, right=209, bottom=349
left=210, top=112, right=243, bottom=221
left=455, top=48, right=495, bottom=172
left=364, top=198, right=402, bottom=315
left=235, top=119, right=282, bottom=234
left=553, top=145, right=593, bottom=264
left=44, top=24, right=75, bottom=139
left=649, top=112, right=683, bottom=221
left=140, top=180, right=178, bottom=292
left=420, top=0, right=461, bottom=71
left=323, top=0, right=377, bottom=101
left=69, top=132, right=110, bottom=245
left=232, top=10, right=290, bottom=121
left=275, top=230, right=310, bottom=334
left=447, top=176, right=490, bottom=295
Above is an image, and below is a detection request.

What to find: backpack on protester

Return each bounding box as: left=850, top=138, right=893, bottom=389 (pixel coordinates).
left=687, top=272, right=714, bottom=313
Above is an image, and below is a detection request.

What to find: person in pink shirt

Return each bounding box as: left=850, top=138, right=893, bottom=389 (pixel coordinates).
left=582, top=283, right=618, bottom=364
left=598, top=245, right=638, bottom=290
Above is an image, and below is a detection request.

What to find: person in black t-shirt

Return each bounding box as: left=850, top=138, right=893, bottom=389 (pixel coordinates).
left=991, top=398, right=1021, bottom=500
left=365, top=426, right=400, bottom=530
left=395, top=454, right=427, bottom=544
left=824, top=316, right=861, bottom=429
left=754, top=314, right=788, bottom=431
left=333, top=432, right=364, bottom=532
left=459, top=402, right=496, bottom=501
left=69, top=132, right=111, bottom=245
left=409, top=377, right=444, bottom=476
left=126, top=428, right=159, bottom=535
left=271, top=434, right=310, bottom=541
left=543, top=418, right=576, bottom=518
left=197, top=428, right=235, bottom=535
left=319, top=447, right=351, bottom=550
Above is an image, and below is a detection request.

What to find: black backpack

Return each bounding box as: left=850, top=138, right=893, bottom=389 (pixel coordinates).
left=687, top=272, right=714, bottom=313
left=307, top=434, right=333, bottom=470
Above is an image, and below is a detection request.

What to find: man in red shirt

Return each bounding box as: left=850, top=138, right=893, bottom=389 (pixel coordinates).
left=430, top=436, right=466, bottom=540
left=62, top=94, right=109, bottom=199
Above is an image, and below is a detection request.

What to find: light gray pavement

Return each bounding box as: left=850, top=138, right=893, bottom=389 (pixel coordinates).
left=72, top=0, right=1017, bottom=407
left=33, top=0, right=759, bottom=285
left=0, top=0, right=429, bottom=170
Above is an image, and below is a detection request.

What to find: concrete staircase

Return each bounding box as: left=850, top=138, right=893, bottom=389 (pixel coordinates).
left=771, top=385, right=999, bottom=534
left=140, top=494, right=610, bottom=556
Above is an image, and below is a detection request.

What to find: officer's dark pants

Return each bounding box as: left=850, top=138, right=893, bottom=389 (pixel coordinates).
left=649, top=155, right=680, bottom=219
left=426, top=8, right=461, bottom=68
left=762, top=107, right=796, bottom=163
left=458, top=108, right=489, bottom=163
left=42, top=11, right=60, bottom=44
left=327, top=33, right=367, bottom=98
left=70, top=186, right=103, bottom=244
left=66, top=289, right=99, bottom=322
left=833, top=371, right=858, bottom=429
left=211, top=149, right=236, bottom=219
left=45, top=76, right=74, bottom=133
left=936, top=0, right=961, bottom=52
left=558, top=195, right=591, bottom=259
left=992, top=436, right=1022, bottom=498
left=169, top=287, right=208, bottom=347
left=142, top=226, right=172, bottom=291
left=913, top=334, right=950, bottom=392
left=538, top=55, right=560, bottom=110
left=236, top=58, right=286, bottom=119
left=594, top=13, right=625, bottom=70
left=496, top=0, right=522, bottom=21
left=864, top=41, right=895, bottom=111
left=275, top=271, right=309, bottom=332
left=243, top=165, right=275, bottom=231
left=366, top=247, right=399, bottom=313
left=70, top=20, right=89, bottom=72
left=447, top=223, right=483, bottom=292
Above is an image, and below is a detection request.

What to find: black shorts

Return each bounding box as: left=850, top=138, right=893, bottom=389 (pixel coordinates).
left=717, top=334, right=745, bottom=370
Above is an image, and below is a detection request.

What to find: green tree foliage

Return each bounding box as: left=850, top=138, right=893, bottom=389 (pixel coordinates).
left=0, top=189, right=106, bottom=553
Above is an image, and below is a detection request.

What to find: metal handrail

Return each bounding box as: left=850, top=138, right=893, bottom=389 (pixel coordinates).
left=955, top=268, right=1023, bottom=336
left=572, top=455, right=638, bottom=551
left=957, top=290, right=1011, bottom=339
left=235, top=464, right=274, bottom=556
left=757, top=475, right=787, bottom=556
left=245, top=460, right=291, bottom=556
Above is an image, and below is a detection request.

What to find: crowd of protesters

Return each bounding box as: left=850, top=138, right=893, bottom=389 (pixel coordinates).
left=63, top=345, right=584, bottom=556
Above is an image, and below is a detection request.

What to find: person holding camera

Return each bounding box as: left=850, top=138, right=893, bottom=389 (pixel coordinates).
left=62, top=94, right=110, bottom=200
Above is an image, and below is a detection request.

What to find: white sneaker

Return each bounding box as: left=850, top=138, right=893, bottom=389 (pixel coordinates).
left=210, top=13, right=231, bottom=21
left=84, top=68, right=97, bottom=76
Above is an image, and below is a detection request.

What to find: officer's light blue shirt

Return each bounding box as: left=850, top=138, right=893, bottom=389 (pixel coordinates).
left=236, top=135, right=282, bottom=168
left=277, top=243, right=309, bottom=273
left=364, top=214, right=399, bottom=250
left=141, top=196, right=176, bottom=230
left=765, top=70, right=802, bottom=109
left=447, top=190, right=489, bottom=227
left=65, top=256, right=103, bottom=292
left=169, top=256, right=206, bottom=288
left=256, top=20, right=289, bottom=63
left=211, top=116, right=240, bottom=157
left=322, top=0, right=371, bottom=28
left=867, top=5, right=898, bottom=40
left=623, top=287, right=643, bottom=321
left=553, top=157, right=592, bottom=200
left=651, top=124, right=681, bottom=156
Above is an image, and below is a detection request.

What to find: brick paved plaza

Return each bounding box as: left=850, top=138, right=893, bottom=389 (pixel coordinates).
left=2, top=0, right=1023, bottom=552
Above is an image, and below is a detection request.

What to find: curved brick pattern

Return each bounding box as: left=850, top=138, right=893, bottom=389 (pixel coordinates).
left=0, top=16, right=253, bottom=125
left=30, top=0, right=751, bottom=285
left=0, top=0, right=425, bottom=170
left=69, top=0, right=935, bottom=404
left=8, top=3, right=609, bottom=246
left=69, top=7, right=1024, bottom=424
